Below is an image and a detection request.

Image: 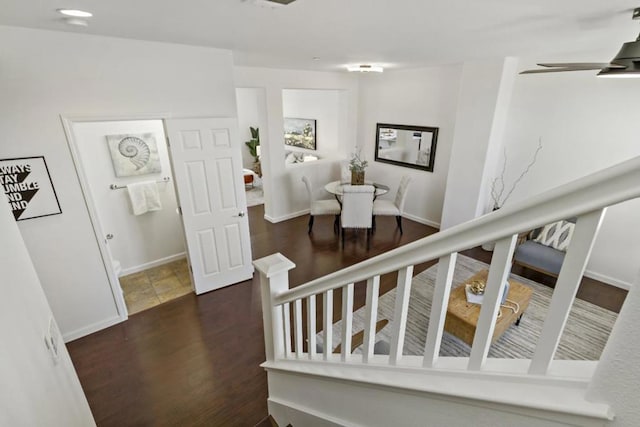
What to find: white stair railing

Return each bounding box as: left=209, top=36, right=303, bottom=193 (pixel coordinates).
left=255, top=156, right=640, bottom=416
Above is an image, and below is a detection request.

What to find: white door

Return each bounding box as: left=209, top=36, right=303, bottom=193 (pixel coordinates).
left=165, top=117, right=253, bottom=294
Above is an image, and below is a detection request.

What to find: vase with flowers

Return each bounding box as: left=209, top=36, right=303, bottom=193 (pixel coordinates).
left=349, top=148, right=368, bottom=185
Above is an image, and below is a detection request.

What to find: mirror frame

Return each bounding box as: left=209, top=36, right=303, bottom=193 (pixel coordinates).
left=374, top=123, right=438, bottom=172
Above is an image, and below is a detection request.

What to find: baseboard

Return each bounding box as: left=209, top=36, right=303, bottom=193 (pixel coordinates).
left=63, top=314, right=124, bottom=343
left=403, top=212, right=440, bottom=229
left=268, top=397, right=347, bottom=427
left=119, top=252, right=187, bottom=277
left=584, top=269, right=632, bottom=290
left=264, top=210, right=440, bottom=229
left=264, top=209, right=309, bottom=224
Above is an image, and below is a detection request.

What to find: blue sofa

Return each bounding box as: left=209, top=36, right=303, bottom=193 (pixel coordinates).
left=512, top=218, right=576, bottom=277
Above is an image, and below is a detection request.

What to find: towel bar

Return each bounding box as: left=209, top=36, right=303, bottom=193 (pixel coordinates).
left=109, top=176, right=171, bottom=190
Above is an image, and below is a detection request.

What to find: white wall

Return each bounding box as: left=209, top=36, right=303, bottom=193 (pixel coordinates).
left=0, top=196, right=95, bottom=426
left=282, top=89, right=342, bottom=161
left=234, top=66, right=359, bottom=222
left=357, top=66, right=463, bottom=228
left=440, top=58, right=518, bottom=230
left=0, top=25, right=237, bottom=340
left=501, top=56, right=640, bottom=288
left=588, top=274, right=640, bottom=426
left=72, top=119, right=185, bottom=274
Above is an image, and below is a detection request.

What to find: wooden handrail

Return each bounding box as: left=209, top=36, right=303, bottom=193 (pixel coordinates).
left=274, top=155, right=640, bottom=306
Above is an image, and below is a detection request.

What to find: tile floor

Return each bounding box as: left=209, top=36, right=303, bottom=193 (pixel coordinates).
left=119, top=258, right=192, bottom=315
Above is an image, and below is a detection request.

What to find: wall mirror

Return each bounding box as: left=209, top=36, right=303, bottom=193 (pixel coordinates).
left=374, top=123, right=438, bottom=172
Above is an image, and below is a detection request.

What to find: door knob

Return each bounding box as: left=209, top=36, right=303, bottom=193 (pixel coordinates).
left=106, top=233, right=114, bottom=240
left=236, top=211, right=245, bottom=217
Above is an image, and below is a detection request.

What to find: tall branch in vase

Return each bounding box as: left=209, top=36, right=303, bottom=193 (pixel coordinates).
left=490, top=138, right=543, bottom=210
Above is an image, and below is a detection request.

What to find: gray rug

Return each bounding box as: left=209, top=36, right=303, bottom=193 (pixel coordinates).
left=246, top=186, right=264, bottom=207
left=325, top=255, right=617, bottom=360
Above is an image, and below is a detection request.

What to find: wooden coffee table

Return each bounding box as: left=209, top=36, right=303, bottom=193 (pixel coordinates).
left=444, top=270, right=533, bottom=346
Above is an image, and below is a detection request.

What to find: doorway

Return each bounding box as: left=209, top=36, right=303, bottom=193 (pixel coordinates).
left=71, top=119, right=190, bottom=315
left=64, top=115, right=255, bottom=322
left=236, top=87, right=268, bottom=209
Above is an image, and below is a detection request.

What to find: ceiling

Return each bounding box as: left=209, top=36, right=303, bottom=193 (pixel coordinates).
left=0, top=0, right=638, bottom=71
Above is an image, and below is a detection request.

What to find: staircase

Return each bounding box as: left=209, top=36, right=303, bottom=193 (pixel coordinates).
left=254, top=156, right=640, bottom=427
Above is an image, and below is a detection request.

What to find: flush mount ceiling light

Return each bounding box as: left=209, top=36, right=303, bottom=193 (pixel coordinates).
left=347, top=64, right=384, bottom=73
left=263, top=0, right=297, bottom=4
left=63, top=17, right=89, bottom=27
left=248, top=0, right=296, bottom=7
left=57, top=9, right=93, bottom=18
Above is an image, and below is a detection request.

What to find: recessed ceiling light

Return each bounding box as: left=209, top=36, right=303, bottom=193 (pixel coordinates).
left=57, top=9, right=93, bottom=18
left=347, top=64, right=384, bottom=73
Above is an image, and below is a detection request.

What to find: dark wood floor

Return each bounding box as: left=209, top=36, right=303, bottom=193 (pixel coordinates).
left=67, top=205, right=626, bottom=426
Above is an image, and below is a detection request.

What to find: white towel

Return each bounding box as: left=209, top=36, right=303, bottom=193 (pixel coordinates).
left=127, top=181, right=162, bottom=215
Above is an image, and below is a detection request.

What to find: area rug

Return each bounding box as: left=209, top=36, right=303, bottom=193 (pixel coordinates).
left=245, top=186, right=264, bottom=207
left=325, top=255, right=617, bottom=360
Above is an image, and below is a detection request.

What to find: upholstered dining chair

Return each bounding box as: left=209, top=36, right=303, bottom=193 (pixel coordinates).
left=341, top=184, right=375, bottom=248
left=372, top=175, right=412, bottom=234
left=301, top=176, right=341, bottom=234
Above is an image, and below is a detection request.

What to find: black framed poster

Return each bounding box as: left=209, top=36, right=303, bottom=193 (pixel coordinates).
left=0, top=156, right=62, bottom=221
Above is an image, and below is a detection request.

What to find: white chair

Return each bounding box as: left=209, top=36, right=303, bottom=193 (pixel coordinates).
left=341, top=184, right=375, bottom=248
left=372, top=176, right=412, bottom=234
left=301, top=176, right=341, bottom=234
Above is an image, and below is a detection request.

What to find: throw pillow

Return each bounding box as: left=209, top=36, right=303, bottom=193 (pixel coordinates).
left=532, top=220, right=575, bottom=251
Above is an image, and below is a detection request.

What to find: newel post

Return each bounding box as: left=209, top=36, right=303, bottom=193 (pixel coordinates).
left=253, top=253, right=296, bottom=362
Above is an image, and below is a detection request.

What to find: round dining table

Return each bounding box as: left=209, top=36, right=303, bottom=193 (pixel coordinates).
left=324, top=181, right=390, bottom=198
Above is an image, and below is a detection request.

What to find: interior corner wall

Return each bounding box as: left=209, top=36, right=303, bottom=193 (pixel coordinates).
left=440, top=58, right=517, bottom=230
left=356, top=65, right=463, bottom=227
left=233, top=66, right=359, bottom=222
left=0, top=25, right=237, bottom=340
left=500, top=55, right=640, bottom=288
left=71, top=120, right=185, bottom=274
left=0, top=196, right=95, bottom=426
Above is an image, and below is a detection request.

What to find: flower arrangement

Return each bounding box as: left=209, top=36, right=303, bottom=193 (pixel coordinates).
left=490, top=138, right=542, bottom=210
left=348, top=147, right=368, bottom=185
left=349, top=147, right=368, bottom=172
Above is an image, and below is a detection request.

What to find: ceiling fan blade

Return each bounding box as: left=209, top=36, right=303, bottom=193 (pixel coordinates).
left=536, top=62, right=614, bottom=68
left=520, top=61, right=629, bottom=74
left=520, top=67, right=601, bottom=74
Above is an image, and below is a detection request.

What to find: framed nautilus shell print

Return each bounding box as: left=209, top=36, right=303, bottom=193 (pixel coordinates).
left=106, top=133, right=162, bottom=177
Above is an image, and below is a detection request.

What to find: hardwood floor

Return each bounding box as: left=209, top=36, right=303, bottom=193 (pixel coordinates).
left=67, top=205, right=626, bottom=426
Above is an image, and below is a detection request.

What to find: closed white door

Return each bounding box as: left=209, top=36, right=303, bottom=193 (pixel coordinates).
left=165, top=117, right=253, bottom=294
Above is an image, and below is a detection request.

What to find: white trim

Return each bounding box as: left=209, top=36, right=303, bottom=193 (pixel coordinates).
left=403, top=211, right=440, bottom=229
left=268, top=397, right=348, bottom=427
left=584, top=269, right=632, bottom=290
left=263, top=359, right=612, bottom=423
left=62, top=315, right=123, bottom=343
left=264, top=208, right=441, bottom=229
left=60, top=116, right=130, bottom=324
left=62, top=112, right=173, bottom=122
left=60, top=112, right=185, bottom=332
left=119, top=252, right=187, bottom=277
left=264, top=209, right=309, bottom=223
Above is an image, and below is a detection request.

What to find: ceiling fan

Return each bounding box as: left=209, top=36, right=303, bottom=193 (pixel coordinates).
left=520, top=7, right=640, bottom=77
